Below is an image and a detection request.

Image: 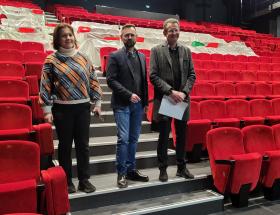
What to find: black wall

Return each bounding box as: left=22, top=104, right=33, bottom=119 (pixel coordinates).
left=35, top=0, right=241, bottom=26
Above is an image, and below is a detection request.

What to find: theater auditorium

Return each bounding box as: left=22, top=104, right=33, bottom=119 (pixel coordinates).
left=1, top=0, right=280, bottom=214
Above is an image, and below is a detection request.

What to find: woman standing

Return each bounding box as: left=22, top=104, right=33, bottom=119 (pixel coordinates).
left=40, top=23, right=102, bottom=193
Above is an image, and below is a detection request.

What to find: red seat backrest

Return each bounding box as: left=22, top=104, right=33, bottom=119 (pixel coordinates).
left=0, top=140, right=40, bottom=183
left=226, top=99, right=250, bottom=118
left=0, top=103, right=32, bottom=131
left=242, top=125, right=277, bottom=155
left=249, top=99, right=272, bottom=117
left=200, top=100, right=226, bottom=120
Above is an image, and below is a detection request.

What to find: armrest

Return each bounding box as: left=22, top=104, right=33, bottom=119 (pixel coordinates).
left=263, top=155, right=269, bottom=161
left=32, top=123, right=54, bottom=155
left=215, top=159, right=235, bottom=165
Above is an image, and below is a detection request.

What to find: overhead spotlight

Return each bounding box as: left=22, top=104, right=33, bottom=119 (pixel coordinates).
left=145, top=5, right=150, bottom=9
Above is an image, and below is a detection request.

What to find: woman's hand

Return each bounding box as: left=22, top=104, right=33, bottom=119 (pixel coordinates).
left=92, top=106, right=102, bottom=116
left=44, top=113, right=53, bottom=123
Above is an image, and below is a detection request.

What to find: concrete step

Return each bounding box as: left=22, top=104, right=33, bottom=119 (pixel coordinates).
left=90, top=111, right=146, bottom=123
left=68, top=163, right=216, bottom=213
left=46, top=17, right=59, bottom=22
left=72, top=190, right=223, bottom=215
left=102, top=92, right=112, bottom=101
left=45, top=12, right=55, bottom=16
left=98, top=76, right=107, bottom=84
left=54, top=133, right=166, bottom=157
left=100, top=84, right=111, bottom=92
left=96, top=71, right=104, bottom=77
left=101, top=101, right=111, bottom=111
left=91, top=111, right=114, bottom=123
left=52, top=121, right=152, bottom=139
left=45, top=14, right=57, bottom=19
left=66, top=149, right=176, bottom=176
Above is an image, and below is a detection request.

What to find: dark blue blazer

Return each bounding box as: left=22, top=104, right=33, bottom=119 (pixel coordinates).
left=106, top=47, right=148, bottom=109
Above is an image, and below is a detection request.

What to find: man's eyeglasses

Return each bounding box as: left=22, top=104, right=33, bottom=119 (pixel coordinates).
left=167, top=29, right=179, bottom=33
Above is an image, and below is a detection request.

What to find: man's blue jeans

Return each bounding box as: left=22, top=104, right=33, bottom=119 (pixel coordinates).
left=113, top=101, right=144, bottom=175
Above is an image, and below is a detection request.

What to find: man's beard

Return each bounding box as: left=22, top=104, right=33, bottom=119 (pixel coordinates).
left=124, top=39, right=136, bottom=48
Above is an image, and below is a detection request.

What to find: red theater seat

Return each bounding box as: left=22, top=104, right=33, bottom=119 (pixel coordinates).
left=247, top=62, right=259, bottom=71
left=225, top=70, right=241, bottom=83
left=0, top=50, right=23, bottom=64
left=23, top=51, right=47, bottom=64
left=249, top=99, right=271, bottom=124
left=215, top=82, right=242, bottom=99
left=100, top=47, right=117, bottom=73
left=242, top=125, right=280, bottom=200
left=207, top=127, right=262, bottom=207
left=216, top=61, right=232, bottom=70
left=0, top=39, right=21, bottom=50
left=247, top=56, right=259, bottom=62
left=0, top=103, right=53, bottom=156
left=226, top=99, right=263, bottom=126
left=211, top=70, right=225, bottom=82
left=185, top=101, right=211, bottom=162
left=138, top=49, right=150, bottom=57
left=0, top=63, right=25, bottom=79
left=255, top=83, right=272, bottom=98
left=192, top=83, right=223, bottom=101
left=21, top=42, right=44, bottom=52
left=211, top=54, right=224, bottom=61
left=232, top=62, right=246, bottom=70
left=0, top=80, right=29, bottom=104
left=241, top=71, right=257, bottom=82
left=0, top=141, right=40, bottom=214
left=200, top=100, right=240, bottom=127
left=271, top=72, right=280, bottom=82
left=266, top=98, right=280, bottom=125
left=0, top=140, right=69, bottom=215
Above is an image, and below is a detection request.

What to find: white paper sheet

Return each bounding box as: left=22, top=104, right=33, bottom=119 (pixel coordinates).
left=158, top=95, right=188, bottom=120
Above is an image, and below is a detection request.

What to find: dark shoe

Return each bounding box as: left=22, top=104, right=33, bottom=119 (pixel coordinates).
left=68, top=181, right=76, bottom=194
left=127, top=170, right=149, bottom=182
left=159, top=169, right=168, bottom=182
left=78, top=179, right=96, bottom=193
left=117, top=175, right=128, bottom=188
left=176, top=168, right=194, bottom=179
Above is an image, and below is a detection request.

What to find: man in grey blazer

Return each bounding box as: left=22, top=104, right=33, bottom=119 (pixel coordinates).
left=150, top=18, right=196, bottom=182
left=106, top=24, right=149, bottom=188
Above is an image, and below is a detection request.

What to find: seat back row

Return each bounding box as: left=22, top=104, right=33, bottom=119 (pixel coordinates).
left=207, top=125, right=280, bottom=206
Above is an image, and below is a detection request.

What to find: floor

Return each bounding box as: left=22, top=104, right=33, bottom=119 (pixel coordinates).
left=212, top=197, right=280, bottom=215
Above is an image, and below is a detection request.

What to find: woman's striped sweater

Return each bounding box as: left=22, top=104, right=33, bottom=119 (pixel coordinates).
left=39, top=51, right=102, bottom=114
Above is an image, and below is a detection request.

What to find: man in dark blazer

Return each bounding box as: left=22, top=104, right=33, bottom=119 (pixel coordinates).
left=150, top=18, right=196, bottom=182
left=106, top=24, right=149, bottom=188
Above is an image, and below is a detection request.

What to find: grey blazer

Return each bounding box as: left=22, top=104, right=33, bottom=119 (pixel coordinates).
left=149, top=41, right=196, bottom=121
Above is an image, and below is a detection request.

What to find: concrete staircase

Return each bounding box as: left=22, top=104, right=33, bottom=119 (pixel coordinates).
left=44, top=12, right=60, bottom=24
left=53, top=71, right=224, bottom=214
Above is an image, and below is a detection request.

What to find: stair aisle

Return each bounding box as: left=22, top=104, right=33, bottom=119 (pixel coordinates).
left=53, top=71, right=224, bottom=214
left=45, top=12, right=60, bottom=24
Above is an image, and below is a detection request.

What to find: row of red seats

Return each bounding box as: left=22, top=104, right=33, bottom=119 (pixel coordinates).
left=196, top=69, right=280, bottom=83
left=193, top=59, right=280, bottom=71
left=207, top=125, right=280, bottom=206
left=0, top=62, right=43, bottom=81
left=172, top=99, right=280, bottom=163
left=0, top=102, right=52, bottom=156
left=0, top=79, right=43, bottom=122
left=191, top=82, right=280, bottom=101
left=0, top=140, right=69, bottom=214
left=0, top=50, right=47, bottom=64
left=0, top=0, right=40, bottom=9
left=0, top=40, right=45, bottom=52
left=192, top=53, right=280, bottom=63
left=99, top=47, right=151, bottom=73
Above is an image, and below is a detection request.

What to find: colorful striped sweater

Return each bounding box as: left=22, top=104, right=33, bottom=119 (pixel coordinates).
left=39, top=51, right=102, bottom=114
